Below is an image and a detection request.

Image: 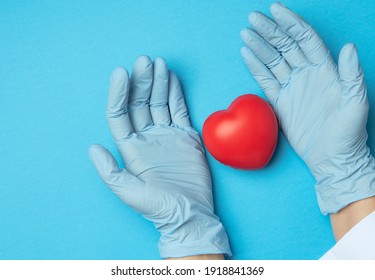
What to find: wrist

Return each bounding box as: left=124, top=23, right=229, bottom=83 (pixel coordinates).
left=330, top=196, right=375, bottom=240
left=157, top=211, right=232, bottom=259
left=314, top=146, right=375, bottom=214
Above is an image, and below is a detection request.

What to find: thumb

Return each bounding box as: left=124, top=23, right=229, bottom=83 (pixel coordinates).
left=88, top=144, right=143, bottom=207
left=338, top=43, right=367, bottom=101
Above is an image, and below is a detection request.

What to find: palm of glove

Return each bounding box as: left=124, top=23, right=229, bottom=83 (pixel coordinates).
left=113, top=125, right=213, bottom=225
left=274, top=58, right=368, bottom=177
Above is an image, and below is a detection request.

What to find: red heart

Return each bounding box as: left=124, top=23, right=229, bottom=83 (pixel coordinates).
left=202, top=94, right=278, bottom=169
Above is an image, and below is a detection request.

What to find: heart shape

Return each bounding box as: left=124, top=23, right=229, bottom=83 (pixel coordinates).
left=202, top=94, right=278, bottom=169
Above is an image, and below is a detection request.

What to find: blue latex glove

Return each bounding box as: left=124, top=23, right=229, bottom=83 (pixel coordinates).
left=240, top=3, right=375, bottom=214
left=89, top=56, right=231, bottom=258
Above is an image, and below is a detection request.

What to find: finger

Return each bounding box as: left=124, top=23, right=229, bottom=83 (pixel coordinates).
left=88, top=144, right=143, bottom=208
left=248, top=11, right=307, bottom=68
left=106, top=67, right=134, bottom=142
left=168, top=71, right=191, bottom=128
left=270, top=3, right=330, bottom=65
left=338, top=43, right=366, bottom=100
left=240, top=28, right=292, bottom=85
left=149, top=57, right=171, bottom=125
left=128, top=56, right=154, bottom=132
left=240, top=46, right=281, bottom=105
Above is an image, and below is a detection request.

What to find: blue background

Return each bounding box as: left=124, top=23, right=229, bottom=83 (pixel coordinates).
left=1, top=0, right=374, bottom=260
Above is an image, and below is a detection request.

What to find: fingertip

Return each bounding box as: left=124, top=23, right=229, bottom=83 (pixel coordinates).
left=88, top=144, right=105, bottom=161
left=240, top=28, right=252, bottom=42
left=240, top=46, right=247, bottom=55
left=248, top=12, right=260, bottom=26
left=88, top=144, right=120, bottom=179
left=154, top=56, right=167, bottom=67
left=134, top=55, right=152, bottom=68
left=131, top=55, right=153, bottom=84
left=89, top=143, right=100, bottom=151
left=339, top=43, right=361, bottom=77
left=240, top=27, right=249, bottom=36
left=270, top=2, right=285, bottom=10
left=339, top=43, right=358, bottom=62
left=270, top=2, right=285, bottom=16
left=153, top=57, right=169, bottom=78
left=89, top=143, right=98, bottom=154
left=111, top=67, right=129, bottom=82
left=341, top=43, right=357, bottom=54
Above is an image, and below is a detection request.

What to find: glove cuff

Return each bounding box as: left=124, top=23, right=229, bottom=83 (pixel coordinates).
left=315, top=147, right=375, bottom=215
left=157, top=213, right=232, bottom=259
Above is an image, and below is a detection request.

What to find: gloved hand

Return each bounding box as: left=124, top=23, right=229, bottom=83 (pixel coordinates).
left=89, top=56, right=231, bottom=258
left=240, top=3, right=375, bottom=214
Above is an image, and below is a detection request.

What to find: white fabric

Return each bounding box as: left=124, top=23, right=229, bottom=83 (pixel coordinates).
left=320, top=211, right=375, bottom=259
